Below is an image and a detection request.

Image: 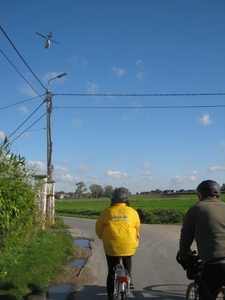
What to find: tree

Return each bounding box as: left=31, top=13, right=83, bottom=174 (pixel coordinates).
left=104, top=185, right=113, bottom=198
left=75, top=181, right=87, bottom=198
left=89, top=184, right=103, bottom=198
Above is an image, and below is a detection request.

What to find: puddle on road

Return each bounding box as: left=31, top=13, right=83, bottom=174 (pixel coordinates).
left=25, top=284, right=72, bottom=300
left=25, top=239, right=90, bottom=300
left=68, top=258, right=86, bottom=267
left=74, top=238, right=90, bottom=248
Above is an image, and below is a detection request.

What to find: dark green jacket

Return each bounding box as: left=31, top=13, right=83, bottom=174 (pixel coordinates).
left=180, top=199, right=225, bottom=265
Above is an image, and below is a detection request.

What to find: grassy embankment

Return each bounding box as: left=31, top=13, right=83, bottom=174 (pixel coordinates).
left=55, top=193, right=225, bottom=224
left=0, top=218, right=76, bottom=300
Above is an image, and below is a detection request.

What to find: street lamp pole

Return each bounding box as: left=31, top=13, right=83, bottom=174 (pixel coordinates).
left=46, top=72, right=67, bottom=182
left=45, top=72, right=67, bottom=226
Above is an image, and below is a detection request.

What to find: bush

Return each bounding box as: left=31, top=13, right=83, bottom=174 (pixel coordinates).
left=0, top=141, right=37, bottom=248
left=141, top=209, right=185, bottom=224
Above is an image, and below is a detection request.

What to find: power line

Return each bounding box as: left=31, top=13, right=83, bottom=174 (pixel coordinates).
left=54, top=104, right=225, bottom=109
left=17, top=127, right=46, bottom=133
left=0, top=49, right=45, bottom=99
left=0, top=95, right=44, bottom=110
left=53, top=92, right=225, bottom=97
left=9, top=113, right=46, bottom=144
left=7, top=100, right=45, bottom=140
left=1, top=26, right=46, bottom=90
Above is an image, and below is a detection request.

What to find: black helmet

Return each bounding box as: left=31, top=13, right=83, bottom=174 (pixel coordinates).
left=111, top=187, right=128, bottom=203
left=196, top=180, right=221, bottom=198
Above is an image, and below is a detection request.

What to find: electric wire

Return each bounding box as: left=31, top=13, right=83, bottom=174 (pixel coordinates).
left=0, top=95, right=45, bottom=110
left=54, top=104, right=225, bottom=109
left=9, top=113, right=46, bottom=144
left=6, top=100, right=45, bottom=140
left=53, top=92, right=225, bottom=97
left=0, top=49, right=45, bottom=99
left=1, top=26, right=46, bottom=90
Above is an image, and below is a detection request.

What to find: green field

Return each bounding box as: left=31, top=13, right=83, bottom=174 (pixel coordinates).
left=56, top=193, right=225, bottom=224
left=56, top=194, right=198, bottom=212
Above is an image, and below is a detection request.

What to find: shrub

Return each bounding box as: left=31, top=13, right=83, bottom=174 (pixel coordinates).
left=141, top=209, right=185, bottom=224
left=0, top=141, right=37, bottom=248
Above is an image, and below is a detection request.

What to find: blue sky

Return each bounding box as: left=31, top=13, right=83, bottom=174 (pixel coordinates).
left=1, top=1, right=225, bottom=194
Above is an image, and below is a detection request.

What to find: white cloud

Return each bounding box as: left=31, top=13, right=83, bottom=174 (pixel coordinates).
left=142, top=171, right=154, bottom=181
left=54, top=166, right=74, bottom=182
left=122, top=115, right=130, bottom=121
left=208, top=166, right=225, bottom=172
left=87, top=82, right=99, bottom=94
left=76, top=164, right=91, bottom=173
left=171, top=171, right=198, bottom=184
left=0, top=131, right=5, bottom=140
left=18, top=132, right=30, bottom=138
left=136, top=59, right=146, bottom=80
left=136, top=60, right=143, bottom=68
left=72, top=118, right=83, bottom=128
left=105, top=170, right=128, bottom=179
left=70, top=55, right=88, bottom=69
left=61, top=159, right=68, bottom=164
left=20, top=84, right=38, bottom=97
left=18, top=106, right=29, bottom=114
left=112, top=67, right=126, bottom=77
left=142, top=161, right=152, bottom=169
left=42, top=72, right=67, bottom=85
left=137, top=71, right=145, bottom=80
left=198, top=113, right=212, bottom=126
left=27, top=161, right=46, bottom=173
left=220, top=140, right=225, bottom=148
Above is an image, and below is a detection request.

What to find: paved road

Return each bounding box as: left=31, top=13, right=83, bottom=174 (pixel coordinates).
left=61, top=216, right=190, bottom=299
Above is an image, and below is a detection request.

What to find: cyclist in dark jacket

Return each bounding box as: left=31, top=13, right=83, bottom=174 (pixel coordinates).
left=179, top=180, right=225, bottom=299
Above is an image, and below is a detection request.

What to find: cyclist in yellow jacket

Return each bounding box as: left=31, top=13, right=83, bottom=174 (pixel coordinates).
left=95, top=187, right=140, bottom=300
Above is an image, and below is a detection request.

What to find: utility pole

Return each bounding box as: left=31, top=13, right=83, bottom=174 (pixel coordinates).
left=45, top=72, right=67, bottom=225
left=46, top=87, right=53, bottom=182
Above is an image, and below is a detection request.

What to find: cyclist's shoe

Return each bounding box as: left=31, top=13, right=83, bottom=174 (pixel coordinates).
left=129, top=278, right=135, bottom=289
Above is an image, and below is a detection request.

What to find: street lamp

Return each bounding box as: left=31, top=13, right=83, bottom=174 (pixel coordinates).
left=47, top=72, right=67, bottom=90
left=45, top=72, right=67, bottom=226
left=46, top=72, right=67, bottom=182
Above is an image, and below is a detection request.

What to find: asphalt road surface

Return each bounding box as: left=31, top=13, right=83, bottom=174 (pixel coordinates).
left=61, top=216, right=190, bottom=299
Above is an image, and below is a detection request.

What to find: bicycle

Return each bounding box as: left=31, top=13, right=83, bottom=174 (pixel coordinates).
left=113, top=257, right=130, bottom=300
left=186, top=272, right=225, bottom=300
left=184, top=253, right=225, bottom=300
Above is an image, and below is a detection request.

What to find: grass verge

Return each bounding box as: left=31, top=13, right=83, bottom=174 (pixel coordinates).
left=0, top=218, right=75, bottom=300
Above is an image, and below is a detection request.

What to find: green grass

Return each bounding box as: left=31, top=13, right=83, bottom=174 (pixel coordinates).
left=0, top=218, right=75, bottom=300
left=55, top=193, right=225, bottom=224
left=55, top=193, right=198, bottom=214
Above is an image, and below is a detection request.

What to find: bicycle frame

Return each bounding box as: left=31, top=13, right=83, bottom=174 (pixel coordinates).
left=113, top=259, right=130, bottom=300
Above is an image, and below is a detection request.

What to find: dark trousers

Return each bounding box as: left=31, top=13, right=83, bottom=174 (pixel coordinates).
left=106, top=255, right=132, bottom=300
left=199, top=260, right=225, bottom=299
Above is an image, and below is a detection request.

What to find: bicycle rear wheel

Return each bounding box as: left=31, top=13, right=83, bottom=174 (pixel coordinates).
left=185, top=282, right=199, bottom=300
left=120, top=291, right=128, bottom=300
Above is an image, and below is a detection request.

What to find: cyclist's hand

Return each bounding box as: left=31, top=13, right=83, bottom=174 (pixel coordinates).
left=176, top=250, right=200, bottom=270
left=176, top=250, right=193, bottom=270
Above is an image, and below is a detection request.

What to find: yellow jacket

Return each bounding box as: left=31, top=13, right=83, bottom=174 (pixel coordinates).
left=95, top=203, right=140, bottom=256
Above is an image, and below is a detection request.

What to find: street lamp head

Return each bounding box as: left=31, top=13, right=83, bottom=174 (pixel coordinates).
left=47, top=72, right=67, bottom=88
left=57, top=72, right=67, bottom=78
